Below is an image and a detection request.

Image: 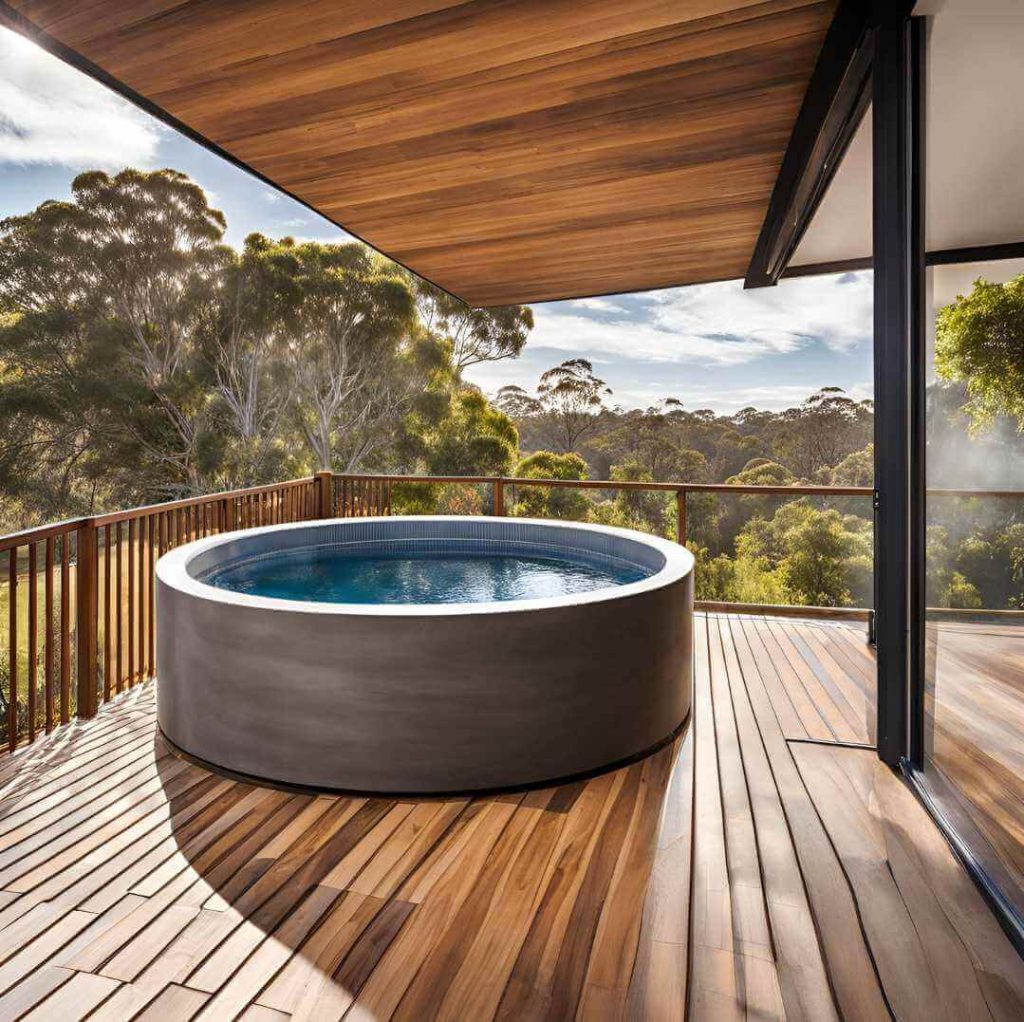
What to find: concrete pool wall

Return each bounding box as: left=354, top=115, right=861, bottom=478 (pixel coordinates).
left=155, top=517, right=694, bottom=794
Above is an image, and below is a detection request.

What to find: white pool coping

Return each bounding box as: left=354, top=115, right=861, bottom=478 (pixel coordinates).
left=156, top=515, right=696, bottom=618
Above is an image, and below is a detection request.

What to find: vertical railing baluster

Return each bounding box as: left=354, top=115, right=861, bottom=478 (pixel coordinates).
left=8, top=548, right=18, bottom=750
left=127, top=519, right=135, bottom=689
left=137, top=516, right=146, bottom=679
left=44, top=536, right=54, bottom=732
left=677, top=490, right=687, bottom=546
left=59, top=534, right=70, bottom=724
left=104, top=525, right=112, bottom=703
left=76, top=520, right=98, bottom=719
left=317, top=471, right=333, bottom=519
left=28, top=542, right=37, bottom=742
left=115, top=523, right=123, bottom=694
left=148, top=515, right=155, bottom=677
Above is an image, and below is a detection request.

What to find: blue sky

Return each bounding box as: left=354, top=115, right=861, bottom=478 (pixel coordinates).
left=0, top=25, right=872, bottom=414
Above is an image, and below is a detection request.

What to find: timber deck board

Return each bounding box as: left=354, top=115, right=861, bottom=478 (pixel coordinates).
left=0, top=614, right=1020, bottom=1020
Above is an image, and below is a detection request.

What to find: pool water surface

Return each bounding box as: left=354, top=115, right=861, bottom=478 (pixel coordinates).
left=201, top=546, right=652, bottom=605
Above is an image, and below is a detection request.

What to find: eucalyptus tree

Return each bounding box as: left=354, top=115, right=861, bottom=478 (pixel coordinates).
left=493, top=384, right=541, bottom=419
left=283, top=241, right=417, bottom=472
left=535, top=358, right=611, bottom=453
left=0, top=168, right=229, bottom=508
left=773, top=387, right=873, bottom=479
left=204, top=233, right=299, bottom=486
left=412, top=279, right=532, bottom=371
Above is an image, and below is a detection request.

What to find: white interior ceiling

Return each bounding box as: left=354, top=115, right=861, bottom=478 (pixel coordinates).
left=791, top=0, right=1024, bottom=268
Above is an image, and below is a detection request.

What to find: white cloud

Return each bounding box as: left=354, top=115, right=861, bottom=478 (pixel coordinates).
left=0, top=27, right=161, bottom=170
left=570, top=296, right=629, bottom=315
left=532, top=272, right=872, bottom=366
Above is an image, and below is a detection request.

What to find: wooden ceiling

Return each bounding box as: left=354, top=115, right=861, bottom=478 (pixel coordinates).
left=5, top=0, right=837, bottom=306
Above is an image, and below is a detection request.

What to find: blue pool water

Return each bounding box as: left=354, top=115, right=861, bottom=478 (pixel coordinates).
left=201, top=545, right=651, bottom=605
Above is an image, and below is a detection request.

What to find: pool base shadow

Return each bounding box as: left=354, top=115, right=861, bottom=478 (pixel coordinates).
left=143, top=718, right=687, bottom=1018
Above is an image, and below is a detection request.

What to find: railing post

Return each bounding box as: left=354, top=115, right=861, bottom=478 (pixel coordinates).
left=317, top=471, right=334, bottom=519
left=222, top=495, right=235, bottom=533
left=75, top=519, right=99, bottom=719
left=676, top=490, right=687, bottom=546
left=492, top=478, right=505, bottom=516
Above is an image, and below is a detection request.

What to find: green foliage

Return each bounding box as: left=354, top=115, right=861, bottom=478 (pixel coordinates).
left=772, top=387, right=873, bottom=479
left=727, top=458, right=794, bottom=487
left=412, top=279, right=532, bottom=370
left=534, top=359, right=611, bottom=453
left=715, top=459, right=794, bottom=552
left=607, top=460, right=671, bottom=535
left=945, top=572, right=983, bottom=609
left=423, top=388, right=518, bottom=477
left=593, top=404, right=709, bottom=482
left=700, top=501, right=873, bottom=608
left=511, top=450, right=589, bottom=520
left=586, top=500, right=634, bottom=529
left=772, top=505, right=859, bottom=606
left=0, top=168, right=231, bottom=511
left=0, top=168, right=530, bottom=528
left=829, top=444, right=873, bottom=486
left=390, top=389, right=519, bottom=515
left=935, top=274, right=1024, bottom=432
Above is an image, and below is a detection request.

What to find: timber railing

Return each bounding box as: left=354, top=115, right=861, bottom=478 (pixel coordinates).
left=0, top=476, right=321, bottom=753
left=0, top=470, right=1019, bottom=752
left=329, top=471, right=874, bottom=542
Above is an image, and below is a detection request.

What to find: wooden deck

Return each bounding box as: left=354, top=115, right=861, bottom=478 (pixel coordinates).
left=925, top=618, right=1024, bottom=921
left=0, top=613, right=1020, bottom=1020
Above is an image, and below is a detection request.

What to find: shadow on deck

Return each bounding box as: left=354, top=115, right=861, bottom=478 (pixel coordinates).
left=0, top=613, right=1020, bottom=1020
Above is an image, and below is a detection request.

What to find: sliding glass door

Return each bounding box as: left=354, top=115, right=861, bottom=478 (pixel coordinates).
left=896, top=1, right=1024, bottom=942
left=917, top=257, right=1024, bottom=926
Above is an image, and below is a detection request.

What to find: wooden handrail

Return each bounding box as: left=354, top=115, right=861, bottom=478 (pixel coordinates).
left=0, top=477, right=319, bottom=554
left=338, top=471, right=876, bottom=496
left=335, top=470, right=1024, bottom=501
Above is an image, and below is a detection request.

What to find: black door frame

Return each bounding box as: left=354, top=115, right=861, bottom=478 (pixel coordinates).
left=873, top=9, right=925, bottom=768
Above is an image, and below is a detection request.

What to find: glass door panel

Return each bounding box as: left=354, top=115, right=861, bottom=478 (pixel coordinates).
left=922, top=257, right=1024, bottom=920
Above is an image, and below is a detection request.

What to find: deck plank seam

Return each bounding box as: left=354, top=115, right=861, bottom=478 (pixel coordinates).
left=724, top=614, right=879, bottom=1021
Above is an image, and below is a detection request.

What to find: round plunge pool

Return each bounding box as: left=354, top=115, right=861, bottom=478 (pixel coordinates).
left=155, top=517, right=694, bottom=794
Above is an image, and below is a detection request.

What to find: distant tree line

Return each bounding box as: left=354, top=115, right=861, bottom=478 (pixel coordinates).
left=491, top=326, right=1024, bottom=611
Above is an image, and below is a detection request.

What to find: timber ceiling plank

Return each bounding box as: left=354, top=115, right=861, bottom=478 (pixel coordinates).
left=6, top=0, right=836, bottom=306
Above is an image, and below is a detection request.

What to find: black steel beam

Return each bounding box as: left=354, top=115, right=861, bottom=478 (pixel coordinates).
left=781, top=256, right=874, bottom=279
left=744, top=0, right=875, bottom=288
left=873, top=9, right=923, bottom=767
left=927, top=240, right=1024, bottom=266
left=782, top=240, right=1024, bottom=280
